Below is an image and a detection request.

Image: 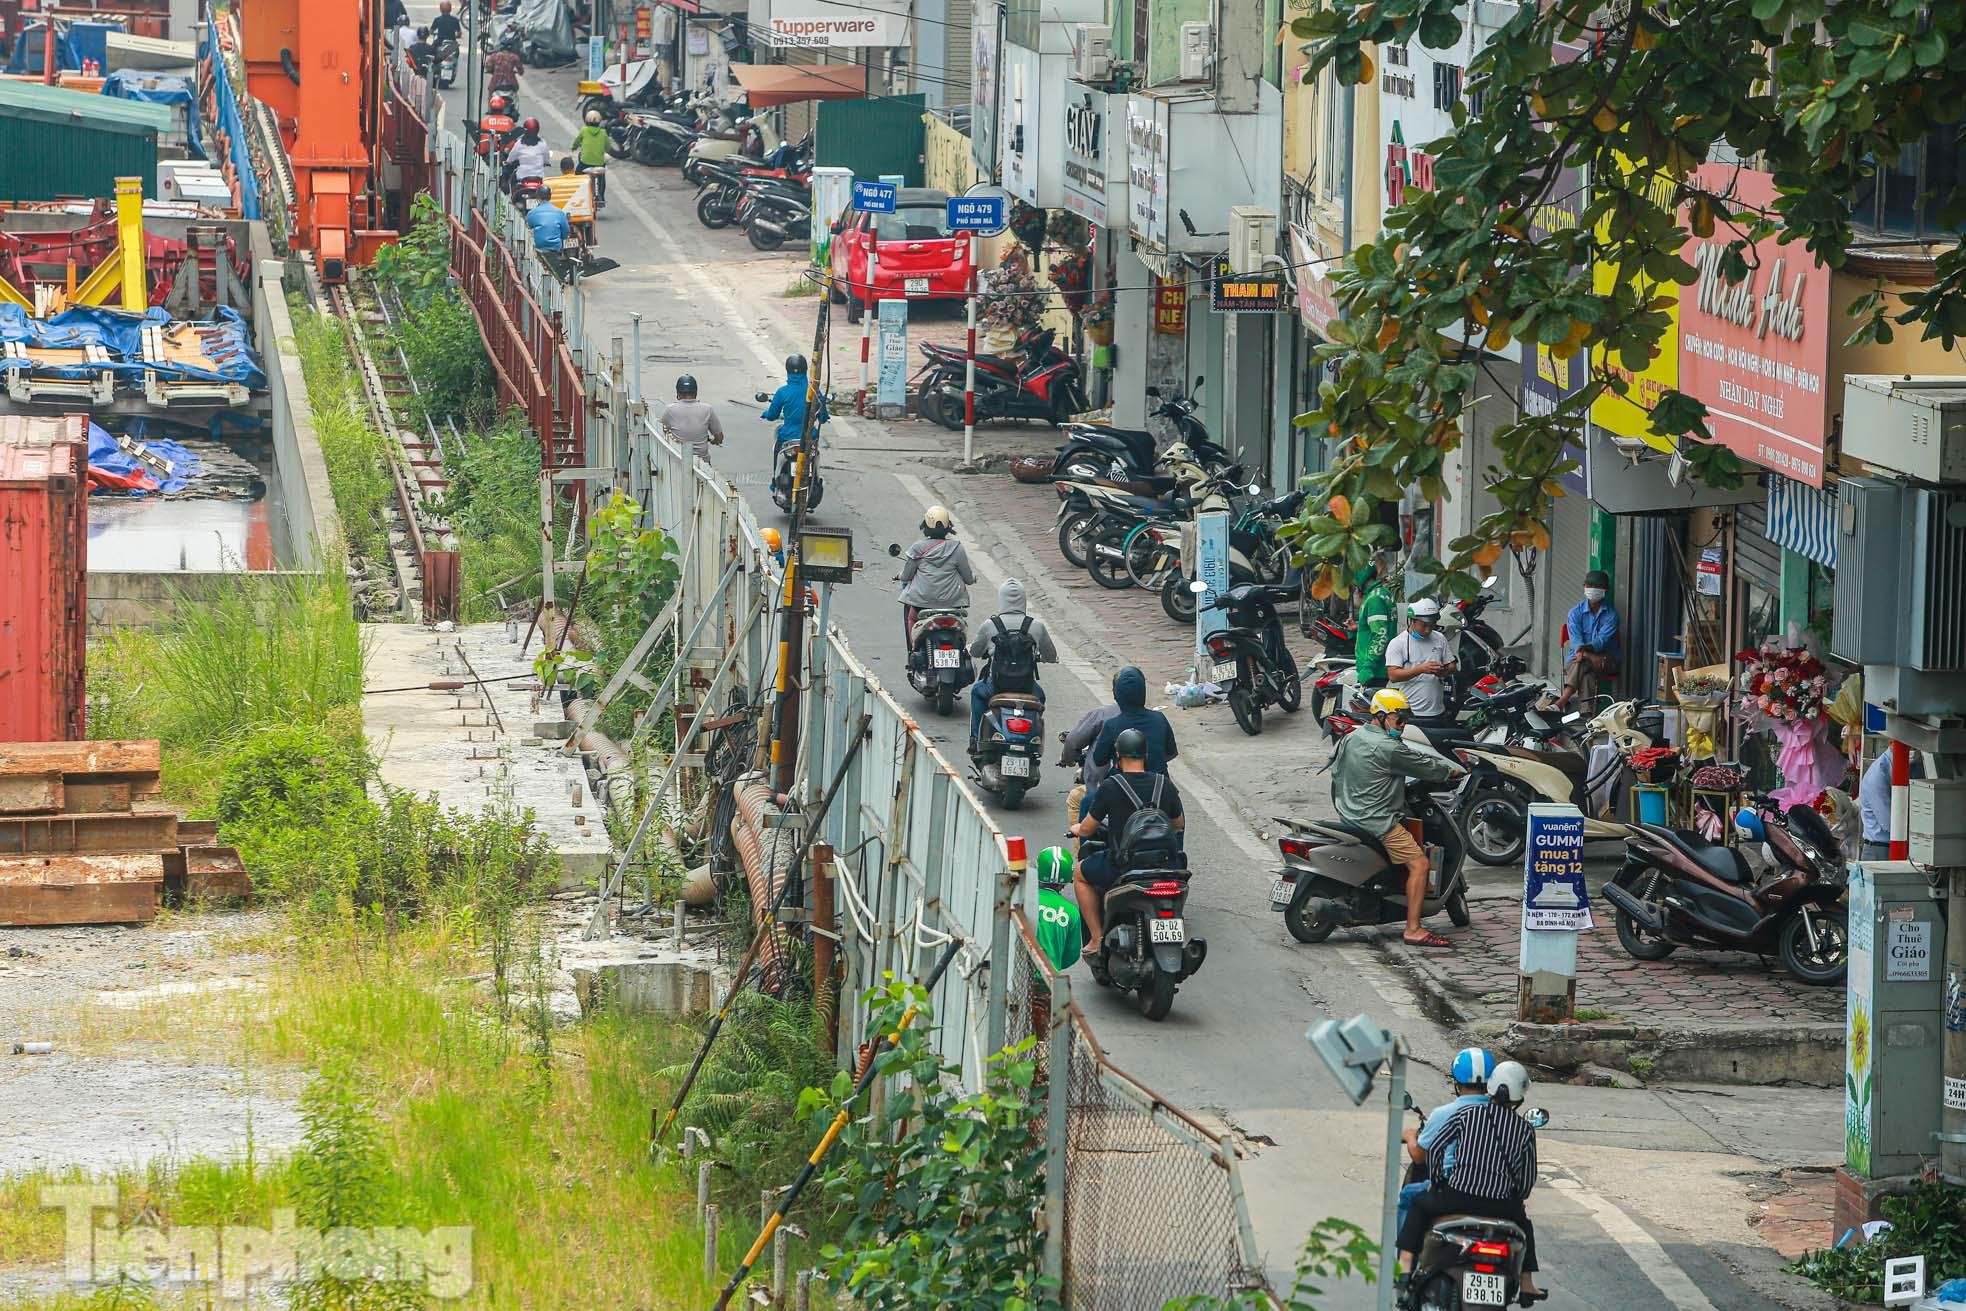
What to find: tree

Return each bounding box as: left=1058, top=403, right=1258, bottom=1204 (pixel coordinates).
left=1284, top=0, right=1966, bottom=601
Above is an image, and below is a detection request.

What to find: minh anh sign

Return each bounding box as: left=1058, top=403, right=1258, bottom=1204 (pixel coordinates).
left=1676, top=164, right=1832, bottom=486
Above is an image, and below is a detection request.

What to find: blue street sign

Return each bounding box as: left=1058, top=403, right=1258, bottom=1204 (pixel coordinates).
left=851, top=180, right=898, bottom=213
left=1194, top=509, right=1231, bottom=664
left=1866, top=701, right=1887, bottom=734
left=947, top=194, right=1006, bottom=233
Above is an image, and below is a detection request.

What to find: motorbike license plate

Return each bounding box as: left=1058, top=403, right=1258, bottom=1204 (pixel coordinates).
left=1461, top=1273, right=1507, bottom=1306
left=932, top=646, right=961, bottom=669
left=1149, top=918, right=1186, bottom=944
left=1268, top=876, right=1293, bottom=908
left=905, top=277, right=930, bottom=294
left=1212, top=661, right=1239, bottom=682
left=1001, top=754, right=1031, bottom=778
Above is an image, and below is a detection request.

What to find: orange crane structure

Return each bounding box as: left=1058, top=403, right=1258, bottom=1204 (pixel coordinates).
left=236, top=0, right=398, bottom=281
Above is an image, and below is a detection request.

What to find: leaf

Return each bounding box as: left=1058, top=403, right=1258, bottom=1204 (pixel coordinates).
left=1327, top=494, right=1353, bottom=528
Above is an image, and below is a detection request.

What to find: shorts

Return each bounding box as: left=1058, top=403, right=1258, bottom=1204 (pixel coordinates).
left=1380, top=820, right=1425, bottom=865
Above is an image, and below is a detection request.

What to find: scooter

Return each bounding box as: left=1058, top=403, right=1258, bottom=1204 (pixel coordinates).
left=969, top=687, right=1044, bottom=810
left=1199, top=582, right=1304, bottom=736
left=434, top=38, right=459, bottom=88
left=756, top=394, right=825, bottom=513
left=740, top=179, right=811, bottom=252
left=1454, top=699, right=1626, bottom=867
left=1155, top=486, right=1302, bottom=625
left=1401, top=1099, right=1550, bottom=1311
left=894, top=590, right=974, bottom=716
left=1271, top=769, right=1472, bottom=943
left=1601, top=796, right=1850, bottom=984
left=1053, top=379, right=1231, bottom=487
left=682, top=113, right=776, bottom=185
left=1079, top=834, right=1207, bottom=1021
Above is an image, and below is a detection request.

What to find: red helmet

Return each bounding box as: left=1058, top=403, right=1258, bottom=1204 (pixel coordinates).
left=523, top=117, right=539, bottom=133
left=489, top=94, right=509, bottom=112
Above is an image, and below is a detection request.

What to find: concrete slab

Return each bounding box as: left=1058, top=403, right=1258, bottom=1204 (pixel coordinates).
left=360, top=622, right=613, bottom=883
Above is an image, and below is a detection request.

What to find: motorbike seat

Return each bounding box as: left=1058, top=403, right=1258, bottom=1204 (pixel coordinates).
left=989, top=692, right=1042, bottom=712
left=1066, top=424, right=1157, bottom=459
left=1506, top=745, right=1586, bottom=780
left=1326, top=819, right=1390, bottom=861
left=1644, top=824, right=1752, bottom=883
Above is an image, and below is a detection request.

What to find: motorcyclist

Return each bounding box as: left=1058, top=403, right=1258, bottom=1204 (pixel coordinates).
left=1060, top=701, right=1121, bottom=820
left=429, top=0, right=462, bottom=44
left=897, top=505, right=975, bottom=649
left=577, top=109, right=610, bottom=207
left=524, top=194, right=571, bottom=255
left=484, top=44, right=524, bottom=98
left=967, top=578, right=1056, bottom=752
left=760, top=354, right=828, bottom=495
left=506, top=118, right=553, bottom=188
left=1089, top=666, right=1178, bottom=791
left=1397, top=1047, right=1496, bottom=1238
left=660, top=374, right=723, bottom=462
left=406, top=26, right=437, bottom=71
left=1032, top=846, right=1083, bottom=972
left=1330, top=688, right=1462, bottom=949
left=1068, top=727, right=1184, bottom=949
left=1399, top=1060, right=1544, bottom=1303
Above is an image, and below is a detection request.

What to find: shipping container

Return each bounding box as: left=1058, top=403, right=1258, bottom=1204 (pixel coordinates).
left=0, top=79, right=168, bottom=202
left=0, top=416, right=88, bottom=742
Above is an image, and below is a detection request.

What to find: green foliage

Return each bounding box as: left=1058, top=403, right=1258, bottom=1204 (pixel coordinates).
left=1164, top=1218, right=1377, bottom=1310
left=215, top=722, right=371, bottom=834
left=445, top=414, right=547, bottom=622
left=1283, top=0, right=1966, bottom=598
left=802, top=982, right=1058, bottom=1311
left=392, top=292, right=495, bottom=430
left=535, top=491, right=679, bottom=732
left=370, top=193, right=452, bottom=306
left=1796, top=1182, right=1966, bottom=1303
left=655, top=994, right=830, bottom=1193
left=290, top=1058, right=422, bottom=1311
left=294, top=307, right=395, bottom=574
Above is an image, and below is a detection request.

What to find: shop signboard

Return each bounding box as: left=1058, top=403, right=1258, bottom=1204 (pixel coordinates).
left=1154, top=276, right=1187, bottom=335
left=767, top=0, right=908, bottom=47
left=1289, top=224, right=1339, bottom=336
left=1060, top=87, right=1122, bottom=227
left=1127, top=88, right=1282, bottom=254
left=1209, top=257, right=1287, bottom=313
left=971, top=0, right=1000, bottom=176
left=1522, top=805, right=1592, bottom=932
left=1676, top=163, right=1833, bottom=487
left=1847, top=863, right=1875, bottom=1175
left=1590, top=152, right=1681, bottom=448
left=1126, top=94, right=1171, bottom=249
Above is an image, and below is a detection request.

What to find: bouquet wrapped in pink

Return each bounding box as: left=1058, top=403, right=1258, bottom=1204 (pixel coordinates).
left=1734, top=636, right=1848, bottom=808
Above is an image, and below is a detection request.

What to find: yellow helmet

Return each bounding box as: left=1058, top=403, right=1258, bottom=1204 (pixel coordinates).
left=1368, top=688, right=1411, bottom=717
left=761, top=527, right=782, bottom=552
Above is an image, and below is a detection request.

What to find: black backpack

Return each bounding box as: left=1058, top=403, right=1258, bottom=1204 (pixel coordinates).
left=1110, top=773, right=1178, bottom=871
left=988, top=616, right=1041, bottom=694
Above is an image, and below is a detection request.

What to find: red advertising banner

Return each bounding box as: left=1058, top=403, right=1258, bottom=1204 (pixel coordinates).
left=1676, top=164, right=1832, bottom=486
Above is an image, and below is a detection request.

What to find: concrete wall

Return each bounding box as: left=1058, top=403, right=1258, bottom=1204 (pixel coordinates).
left=255, top=258, right=341, bottom=569
left=88, top=570, right=318, bottom=629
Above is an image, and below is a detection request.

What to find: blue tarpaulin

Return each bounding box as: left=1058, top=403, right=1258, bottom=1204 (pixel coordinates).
left=102, top=70, right=203, bottom=159
left=0, top=305, right=267, bottom=391
left=197, top=7, right=259, bottom=221
left=4, top=25, right=81, bottom=75
left=86, top=420, right=197, bottom=494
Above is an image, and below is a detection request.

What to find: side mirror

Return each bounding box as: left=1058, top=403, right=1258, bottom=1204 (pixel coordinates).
left=886, top=542, right=902, bottom=558
left=1193, top=375, right=1206, bottom=390
left=1402, top=1091, right=1417, bottom=1112
left=753, top=391, right=771, bottom=402
left=1525, top=1107, right=1550, bottom=1129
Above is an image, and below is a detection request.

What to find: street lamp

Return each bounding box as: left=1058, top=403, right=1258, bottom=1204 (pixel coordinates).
left=797, top=526, right=856, bottom=584
left=1307, top=1013, right=1407, bottom=1311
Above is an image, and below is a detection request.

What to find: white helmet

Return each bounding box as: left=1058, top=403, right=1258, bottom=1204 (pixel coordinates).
left=922, top=505, right=953, bottom=533
left=586, top=109, right=601, bottom=125
left=1408, top=597, right=1442, bottom=620
left=1487, top=1060, right=1530, bottom=1105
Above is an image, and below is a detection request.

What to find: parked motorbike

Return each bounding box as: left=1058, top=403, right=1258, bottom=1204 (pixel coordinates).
left=1271, top=769, right=1471, bottom=942
left=1153, top=486, right=1301, bottom=625
left=1400, top=1096, right=1550, bottom=1311
left=1602, top=796, right=1850, bottom=984
left=969, top=688, right=1043, bottom=810
left=1198, top=582, right=1305, bottom=736
left=1053, top=379, right=1231, bottom=488
left=1454, top=699, right=1627, bottom=867
left=1079, top=834, right=1207, bottom=1021
left=682, top=113, right=776, bottom=185
left=917, top=325, right=1088, bottom=429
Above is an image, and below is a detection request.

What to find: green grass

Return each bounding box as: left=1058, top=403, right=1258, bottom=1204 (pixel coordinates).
left=294, top=308, right=396, bottom=575
left=444, top=415, right=548, bottom=623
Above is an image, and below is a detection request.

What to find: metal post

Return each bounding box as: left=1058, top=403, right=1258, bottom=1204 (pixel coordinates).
left=859, top=244, right=875, bottom=413
left=536, top=470, right=556, bottom=653
left=795, top=1271, right=812, bottom=1311
left=986, top=859, right=1014, bottom=1057
left=704, top=1204, right=720, bottom=1281
left=962, top=229, right=978, bottom=469
left=1042, top=970, right=1071, bottom=1288
left=1946, top=877, right=1966, bottom=1184
left=630, top=310, right=644, bottom=409
left=1891, top=738, right=1911, bottom=860
left=1376, top=1040, right=1407, bottom=1311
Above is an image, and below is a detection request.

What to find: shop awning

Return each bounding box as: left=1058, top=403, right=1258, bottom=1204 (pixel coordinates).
left=1767, top=475, right=1838, bottom=569
left=730, top=63, right=867, bottom=107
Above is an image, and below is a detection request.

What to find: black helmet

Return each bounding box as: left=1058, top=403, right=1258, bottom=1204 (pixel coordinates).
left=785, top=353, right=808, bottom=376
left=675, top=374, right=698, bottom=397
left=1114, top=728, right=1149, bottom=761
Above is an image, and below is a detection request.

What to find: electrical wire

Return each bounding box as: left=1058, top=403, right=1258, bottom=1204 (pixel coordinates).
left=806, top=244, right=1348, bottom=302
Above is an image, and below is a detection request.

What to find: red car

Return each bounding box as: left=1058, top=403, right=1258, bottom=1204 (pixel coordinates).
left=830, top=187, right=974, bottom=323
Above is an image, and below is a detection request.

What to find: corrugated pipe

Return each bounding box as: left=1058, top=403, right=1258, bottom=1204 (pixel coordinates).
left=731, top=781, right=796, bottom=990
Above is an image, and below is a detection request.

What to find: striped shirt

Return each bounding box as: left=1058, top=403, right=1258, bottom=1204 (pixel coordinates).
left=1428, top=1099, right=1538, bottom=1201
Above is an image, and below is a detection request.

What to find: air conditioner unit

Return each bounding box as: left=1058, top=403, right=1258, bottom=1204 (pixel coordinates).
left=1843, top=375, right=1966, bottom=483
left=1178, top=21, right=1213, bottom=81
left=1833, top=477, right=1966, bottom=672
left=1069, top=24, right=1113, bottom=85
left=1227, top=206, right=1276, bottom=275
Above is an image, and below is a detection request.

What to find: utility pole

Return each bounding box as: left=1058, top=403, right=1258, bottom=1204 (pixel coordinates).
left=768, top=284, right=831, bottom=794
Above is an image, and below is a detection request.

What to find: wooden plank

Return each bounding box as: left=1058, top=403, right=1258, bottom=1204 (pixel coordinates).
left=0, top=811, right=178, bottom=857
left=0, top=741, right=160, bottom=777
left=61, top=781, right=132, bottom=813
left=0, top=880, right=160, bottom=926
left=0, top=852, right=166, bottom=888
left=0, top=774, right=62, bottom=813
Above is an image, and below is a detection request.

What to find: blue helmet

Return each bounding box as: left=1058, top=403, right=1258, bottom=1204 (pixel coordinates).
left=1450, top=1047, right=1496, bottom=1088
left=1735, top=808, right=1767, bottom=844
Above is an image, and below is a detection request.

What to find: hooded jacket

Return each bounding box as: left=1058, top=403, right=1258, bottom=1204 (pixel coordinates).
left=899, top=533, right=975, bottom=610
left=1090, top=667, right=1178, bottom=775
left=969, top=579, right=1059, bottom=664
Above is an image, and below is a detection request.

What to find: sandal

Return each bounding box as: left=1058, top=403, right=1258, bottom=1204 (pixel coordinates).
left=1403, top=930, right=1453, bottom=949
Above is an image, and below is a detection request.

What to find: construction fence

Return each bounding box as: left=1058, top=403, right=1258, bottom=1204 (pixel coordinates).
left=378, top=61, right=1275, bottom=1309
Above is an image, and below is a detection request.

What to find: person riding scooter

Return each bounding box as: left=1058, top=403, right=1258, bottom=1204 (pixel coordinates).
left=429, top=0, right=462, bottom=45
left=1331, top=688, right=1463, bottom=949
left=1032, top=846, right=1083, bottom=973
left=505, top=118, right=553, bottom=193
left=897, top=505, right=975, bottom=648
left=1069, top=727, right=1185, bottom=950
left=576, top=109, right=610, bottom=208
left=760, top=354, right=828, bottom=501
left=1399, top=1060, right=1545, bottom=1304
left=1398, top=1047, right=1497, bottom=1239
left=968, top=578, right=1056, bottom=751
left=1089, top=666, right=1178, bottom=790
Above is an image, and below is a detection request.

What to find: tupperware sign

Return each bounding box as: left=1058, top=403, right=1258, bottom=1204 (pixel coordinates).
left=769, top=0, right=906, bottom=47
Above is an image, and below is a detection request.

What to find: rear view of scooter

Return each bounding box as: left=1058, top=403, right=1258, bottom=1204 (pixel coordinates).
left=970, top=692, right=1043, bottom=809
left=1270, top=775, right=1471, bottom=942
left=1082, top=834, right=1207, bottom=1020
left=1403, top=1108, right=1551, bottom=1311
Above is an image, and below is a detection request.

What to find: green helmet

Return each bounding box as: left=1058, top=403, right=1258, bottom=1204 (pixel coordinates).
left=1035, top=845, right=1074, bottom=886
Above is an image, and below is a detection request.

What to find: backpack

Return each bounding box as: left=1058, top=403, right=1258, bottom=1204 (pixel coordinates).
left=1110, top=773, right=1178, bottom=871
left=988, top=616, right=1040, bottom=694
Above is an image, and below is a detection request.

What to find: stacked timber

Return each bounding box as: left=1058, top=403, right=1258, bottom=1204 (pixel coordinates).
left=0, top=740, right=251, bottom=927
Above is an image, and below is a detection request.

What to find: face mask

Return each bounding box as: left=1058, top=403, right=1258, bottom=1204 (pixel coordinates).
left=1584, top=588, right=1607, bottom=603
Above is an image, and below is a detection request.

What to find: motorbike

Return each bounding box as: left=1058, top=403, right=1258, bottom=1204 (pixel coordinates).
left=434, top=38, right=459, bottom=87
left=1053, top=379, right=1231, bottom=488
left=1401, top=1097, right=1550, bottom=1311
left=1602, top=793, right=1850, bottom=985
left=916, top=326, right=1088, bottom=429
left=1271, top=768, right=1472, bottom=943
left=1152, top=486, right=1302, bottom=625
left=1438, top=579, right=1509, bottom=704
left=682, top=113, right=777, bottom=185
left=735, top=174, right=812, bottom=251
left=1079, top=834, right=1207, bottom=1021
left=969, top=685, right=1044, bottom=810
left=889, top=582, right=975, bottom=715
left=1454, top=697, right=1626, bottom=867
left=697, top=150, right=812, bottom=230
left=1198, top=582, right=1305, bottom=736
left=1063, top=445, right=1233, bottom=586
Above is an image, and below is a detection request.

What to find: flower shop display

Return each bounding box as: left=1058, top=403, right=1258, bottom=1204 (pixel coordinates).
left=977, top=249, right=1044, bottom=349
left=1671, top=669, right=1731, bottom=762
left=1734, top=632, right=1851, bottom=810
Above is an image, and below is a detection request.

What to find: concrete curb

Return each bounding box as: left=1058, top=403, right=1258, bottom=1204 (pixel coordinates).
left=1468, top=1016, right=1845, bottom=1087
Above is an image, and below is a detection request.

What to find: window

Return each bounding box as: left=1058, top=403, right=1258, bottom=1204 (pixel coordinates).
left=1850, top=127, right=1963, bottom=240
left=1006, top=0, right=1040, bottom=51
left=1318, top=65, right=1347, bottom=206
left=874, top=206, right=952, bottom=241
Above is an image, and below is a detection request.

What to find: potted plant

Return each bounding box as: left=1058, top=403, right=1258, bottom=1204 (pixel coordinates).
left=1083, top=292, right=1115, bottom=345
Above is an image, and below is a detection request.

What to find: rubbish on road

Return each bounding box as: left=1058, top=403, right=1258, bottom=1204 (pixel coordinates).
left=1167, top=676, right=1223, bottom=709
left=11, top=1040, right=52, bottom=1054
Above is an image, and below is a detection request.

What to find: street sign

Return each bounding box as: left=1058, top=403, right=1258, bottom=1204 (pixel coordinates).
left=876, top=297, right=908, bottom=415
left=851, top=180, right=897, bottom=213
left=1208, top=257, right=1287, bottom=313
left=1194, top=509, right=1231, bottom=661
left=1522, top=804, right=1592, bottom=931
left=587, top=35, right=605, bottom=80
left=946, top=194, right=1007, bottom=233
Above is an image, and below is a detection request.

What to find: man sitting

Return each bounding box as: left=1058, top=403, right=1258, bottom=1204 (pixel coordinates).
left=1400, top=1060, right=1545, bottom=1303
left=968, top=578, right=1057, bottom=751
left=1068, top=728, right=1184, bottom=949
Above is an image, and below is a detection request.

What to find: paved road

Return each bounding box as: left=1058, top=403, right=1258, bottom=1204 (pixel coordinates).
left=430, top=50, right=1838, bottom=1310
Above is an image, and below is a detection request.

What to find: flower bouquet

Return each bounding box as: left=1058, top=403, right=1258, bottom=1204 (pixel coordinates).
left=1671, top=669, right=1731, bottom=761
left=1734, top=637, right=1848, bottom=809
left=977, top=249, right=1045, bottom=347
left=1048, top=249, right=1092, bottom=315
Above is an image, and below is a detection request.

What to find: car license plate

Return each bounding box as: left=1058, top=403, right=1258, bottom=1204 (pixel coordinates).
left=1149, top=918, right=1186, bottom=944
left=1461, top=1272, right=1507, bottom=1306
left=1212, top=661, right=1239, bottom=682
left=1001, top=754, right=1031, bottom=778
left=905, top=277, right=930, bottom=294
left=1269, top=876, right=1293, bottom=907
left=932, top=647, right=960, bottom=669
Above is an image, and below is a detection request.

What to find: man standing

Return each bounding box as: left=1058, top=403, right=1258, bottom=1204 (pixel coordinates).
left=1354, top=554, right=1397, bottom=690
left=659, top=374, right=723, bottom=462
left=1331, top=689, right=1462, bottom=948
left=1554, top=569, right=1621, bottom=711
left=1385, top=598, right=1457, bottom=722
left=1069, top=728, right=1184, bottom=949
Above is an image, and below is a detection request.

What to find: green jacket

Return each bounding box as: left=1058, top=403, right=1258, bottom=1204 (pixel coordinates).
left=1035, top=887, right=1083, bottom=973
left=576, top=124, right=609, bottom=168
left=1330, top=724, right=1457, bottom=835
left=1355, top=582, right=1395, bottom=684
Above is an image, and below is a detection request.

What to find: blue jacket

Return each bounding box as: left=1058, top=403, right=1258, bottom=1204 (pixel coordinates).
left=1090, top=667, right=1178, bottom=775
left=1565, top=598, right=1621, bottom=664
left=525, top=202, right=571, bottom=253
left=762, top=379, right=828, bottom=447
